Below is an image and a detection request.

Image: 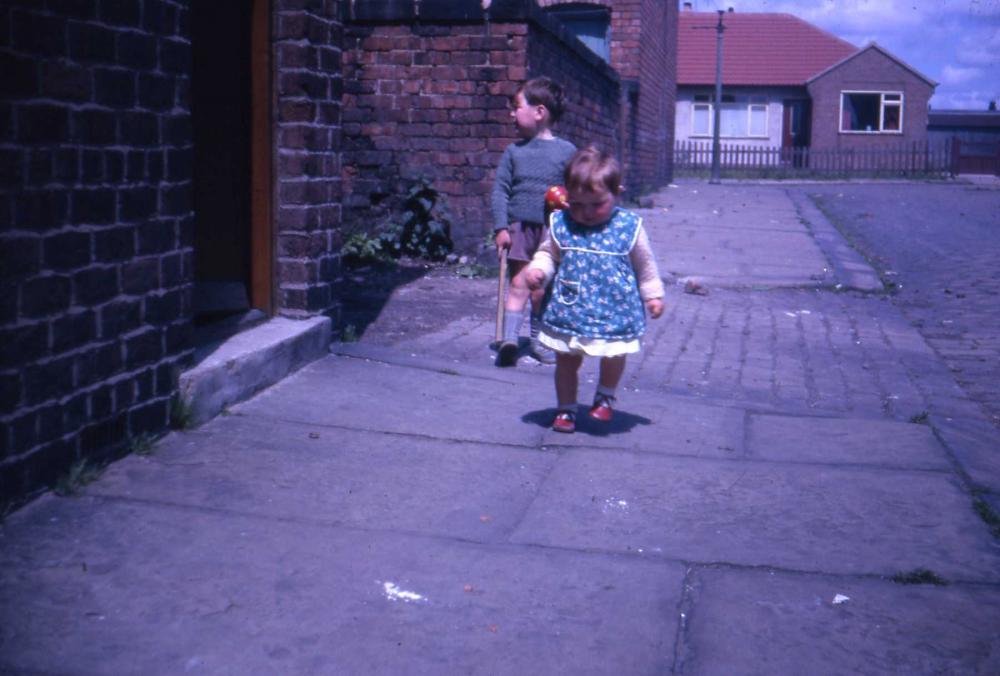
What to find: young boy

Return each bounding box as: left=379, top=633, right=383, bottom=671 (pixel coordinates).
left=492, top=77, right=576, bottom=367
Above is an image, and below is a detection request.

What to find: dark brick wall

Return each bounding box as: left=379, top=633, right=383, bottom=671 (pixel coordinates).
left=807, top=47, right=933, bottom=151
left=1, top=0, right=193, bottom=505
left=274, top=0, right=344, bottom=317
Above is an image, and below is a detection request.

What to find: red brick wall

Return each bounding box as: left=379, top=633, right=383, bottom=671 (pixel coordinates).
left=342, top=22, right=525, bottom=253
left=342, top=8, right=623, bottom=254
left=610, top=0, right=676, bottom=191
left=807, top=47, right=933, bottom=151
left=274, top=0, right=344, bottom=317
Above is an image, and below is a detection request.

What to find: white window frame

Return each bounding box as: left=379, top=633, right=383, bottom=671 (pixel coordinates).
left=690, top=96, right=769, bottom=139
left=692, top=101, right=712, bottom=136
left=839, top=90, right=904, bottom=134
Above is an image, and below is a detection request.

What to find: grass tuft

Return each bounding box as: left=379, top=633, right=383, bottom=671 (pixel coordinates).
left=54, top=460, right=104, bottom=497
left=891, top=568, right=947, bottom=586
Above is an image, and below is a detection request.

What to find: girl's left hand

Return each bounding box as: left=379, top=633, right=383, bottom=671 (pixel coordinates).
left=645, top=298, right=664, bottom=319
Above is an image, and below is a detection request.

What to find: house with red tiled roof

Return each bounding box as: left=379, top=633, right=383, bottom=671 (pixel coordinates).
left=675, top=8, right=936, bottom=153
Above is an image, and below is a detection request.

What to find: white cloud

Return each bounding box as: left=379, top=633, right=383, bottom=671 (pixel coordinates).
left=932, top=88, right=996, bottom=109
left=941, top=64, right=983, bottom=84
left=956, top=33, right=1000, bottom=65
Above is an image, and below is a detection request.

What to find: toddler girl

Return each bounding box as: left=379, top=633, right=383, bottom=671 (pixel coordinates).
left=525, top=146, right=665, bottom=433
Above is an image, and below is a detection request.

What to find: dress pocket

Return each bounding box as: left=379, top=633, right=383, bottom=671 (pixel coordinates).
left=556, top=278, right=580, bottom=306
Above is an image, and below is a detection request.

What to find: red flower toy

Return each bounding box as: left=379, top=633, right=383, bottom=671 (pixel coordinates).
left=544, top=185, right=569, bottom=211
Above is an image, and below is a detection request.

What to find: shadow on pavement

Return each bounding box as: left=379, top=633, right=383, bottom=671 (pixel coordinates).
left=521, top=408, right=653, bottom=435
left=337, top=263, right=429, bottom=337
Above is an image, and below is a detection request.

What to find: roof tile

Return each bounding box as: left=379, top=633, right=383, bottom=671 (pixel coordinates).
left=678, top=12, right=857, bottom=86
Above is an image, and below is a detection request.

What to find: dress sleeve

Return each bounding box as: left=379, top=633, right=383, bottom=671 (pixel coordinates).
left=491, top=147, right=514, bottom=232
left=629, top=224, right=665, bottom=301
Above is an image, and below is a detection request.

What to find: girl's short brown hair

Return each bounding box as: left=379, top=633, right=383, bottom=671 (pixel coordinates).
left=515, top=77, right=566, bottom=122
left=564, top=146, right=621, bottom=195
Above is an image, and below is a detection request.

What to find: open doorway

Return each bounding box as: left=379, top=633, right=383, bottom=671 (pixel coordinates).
left=191, top=0, right=273, bottom=343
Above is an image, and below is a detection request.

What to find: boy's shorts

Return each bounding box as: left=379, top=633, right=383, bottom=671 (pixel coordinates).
left=506, top=221, right=547, bottom=263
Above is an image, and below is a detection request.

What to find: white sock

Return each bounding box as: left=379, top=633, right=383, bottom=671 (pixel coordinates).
left=503, top=310, right=524, bottom=343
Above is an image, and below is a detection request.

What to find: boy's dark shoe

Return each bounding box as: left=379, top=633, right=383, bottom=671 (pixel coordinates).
left=496, top=340, right=519, bottom=367
left=588, top=393, right=615, bottom=422
left=551, top=410, right=576, bottom=433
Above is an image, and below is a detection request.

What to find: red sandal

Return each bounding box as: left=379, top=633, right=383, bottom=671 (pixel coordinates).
left=551, top=410, right=576, bottom=433
left=588, top=393, right=615, bottom=422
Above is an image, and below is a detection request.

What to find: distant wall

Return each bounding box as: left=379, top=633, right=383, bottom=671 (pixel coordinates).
left=341, top=0, right=678, bottom=252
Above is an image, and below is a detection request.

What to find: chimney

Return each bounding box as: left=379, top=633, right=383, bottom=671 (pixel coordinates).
left=683, top=2, right=692, bottom=10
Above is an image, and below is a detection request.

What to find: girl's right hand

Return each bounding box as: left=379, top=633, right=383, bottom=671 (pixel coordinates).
left=494, top=229, right=511, bottom=256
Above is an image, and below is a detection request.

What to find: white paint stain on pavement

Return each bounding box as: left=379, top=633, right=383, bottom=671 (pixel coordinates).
left=602, top=497, right=630, bottom=514
left=381, top=581, right=427, bottom=604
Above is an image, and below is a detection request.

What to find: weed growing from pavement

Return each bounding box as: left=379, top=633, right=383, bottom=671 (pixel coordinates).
left=129, top=432, right=156, bottom=456
left=909, top=411, right=930, bottom=424
left=891, top=568, right=948, bottom=586
left=454, top=263, right=489, bottom=279
left=170, top=395, right=194, bottom=430
left=54, top=460, right=104, bottom=497
left=973, top=498, right=1000, bottom=539
left=340, top=324, right=359, bottom=342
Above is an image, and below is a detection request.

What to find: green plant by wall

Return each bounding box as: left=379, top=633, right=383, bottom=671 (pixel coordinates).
left=384, top=177, right=454, bottom=260
left=344, top=178, right=454, bottom=267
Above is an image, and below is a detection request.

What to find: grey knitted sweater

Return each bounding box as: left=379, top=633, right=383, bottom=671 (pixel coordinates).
left=491, top=136, right=576, bottom=232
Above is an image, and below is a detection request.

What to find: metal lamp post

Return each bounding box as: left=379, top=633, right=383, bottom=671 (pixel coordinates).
left=710, top=9, right=725, bottom=184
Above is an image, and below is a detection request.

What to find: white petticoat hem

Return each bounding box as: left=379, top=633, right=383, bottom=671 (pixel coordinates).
left=538, top=330, right=640, bottom=357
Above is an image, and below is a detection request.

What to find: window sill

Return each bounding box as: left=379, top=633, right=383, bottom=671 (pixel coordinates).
left=690, top=135, right=771, bottom=140
left=838, top=130, right=904, bottom=135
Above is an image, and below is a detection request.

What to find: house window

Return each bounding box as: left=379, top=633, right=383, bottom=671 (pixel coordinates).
left=693, top=102, right=711, bottom=135
left=691, top=95, right=768, bottom=138
left=840, top=91, right=904, bottom=133
left=547, top=5, right=611, bottom=62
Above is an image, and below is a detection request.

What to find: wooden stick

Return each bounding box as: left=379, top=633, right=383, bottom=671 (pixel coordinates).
left=495, top=248, right=508, bottom=345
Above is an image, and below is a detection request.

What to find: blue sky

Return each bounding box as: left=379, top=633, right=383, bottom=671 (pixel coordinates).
left=680, top=0, right=1000, bottom=110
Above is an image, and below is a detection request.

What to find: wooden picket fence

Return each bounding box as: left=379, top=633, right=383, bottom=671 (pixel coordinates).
left=673, top=139, right=954, bottom=178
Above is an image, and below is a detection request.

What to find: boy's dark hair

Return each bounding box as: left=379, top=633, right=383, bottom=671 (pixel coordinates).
left=564, top=145, right=621, bottom=195
left=516, top=77, right=566, bottom=122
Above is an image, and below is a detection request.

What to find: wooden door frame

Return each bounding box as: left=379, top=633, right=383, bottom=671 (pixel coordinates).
left=250, top=0, right=274, bottom=314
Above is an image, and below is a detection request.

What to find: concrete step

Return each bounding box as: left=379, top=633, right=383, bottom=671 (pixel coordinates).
left=179, top=316, right=331, bottom=426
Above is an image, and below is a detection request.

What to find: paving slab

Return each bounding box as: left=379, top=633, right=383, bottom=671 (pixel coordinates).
left=539, top=395, right=746, bottom=459
left=234, top=354, right=551, bottom=448
left=0, top=496, right=683, bottom=676
left=89, top=414, right=555, bottom=544
left=677, top=567, right=1000, bottom=675
left=646, top=185, right=835, bottom=288
left=510, top=449, right=1000, bottom=580
left=747, top=413, right=951, bottom=470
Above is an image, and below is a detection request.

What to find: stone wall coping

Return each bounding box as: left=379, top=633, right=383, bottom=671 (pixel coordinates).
left=346, top=0, right=619, bottom=84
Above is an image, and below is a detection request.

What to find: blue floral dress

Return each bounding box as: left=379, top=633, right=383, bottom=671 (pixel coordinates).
left=542, top=207, right=647, bottom=342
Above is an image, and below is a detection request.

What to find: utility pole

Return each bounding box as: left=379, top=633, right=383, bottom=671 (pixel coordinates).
left=710, top=9, right=725, bottom=184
